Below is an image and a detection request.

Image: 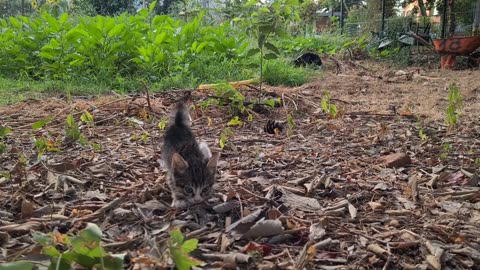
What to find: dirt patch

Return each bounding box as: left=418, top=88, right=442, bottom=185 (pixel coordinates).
left=1, top=61, right=479, bottom=269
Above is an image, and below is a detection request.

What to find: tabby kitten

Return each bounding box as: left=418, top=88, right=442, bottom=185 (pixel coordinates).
left=162, top=102, right=220, bottom=209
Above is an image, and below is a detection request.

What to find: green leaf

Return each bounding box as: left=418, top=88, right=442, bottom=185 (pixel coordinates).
left=258, top=34, right=266, bottom=48
left=43, top=245, right=61, bottom=257
left=101, top=253, right=126, bottom=270
left=108, top=23, right=125, bottom=37
left=66, top=115, right=74, bottom=127
left=263, top=53, right=278, bottom=60
left=170, top=248, right=202, bottom=270
left=0, top=126, right=12, bottom=138
left=8, top=17, right=21, bottom=29
left=227, top=116, right=243, bottom=127
left=169, top=227, right=184, bottom=245
left=262, top=98, right=280, bottom=107
left=264, top=42, right=280, bottom=55
left=181, top=239, right=198, bottom=253
left=59, top=13, right=69, bottom=24
left=246, top=48, right=260, bottom=57
left=32, top=118, right=52, bottom=130
left=149, top=0, right=158, bottom=12
left=80, top=111, right=94, bottom=126
left=0, top=261, right=34, bottom=270
left=80, top=223, right=103, bottom=243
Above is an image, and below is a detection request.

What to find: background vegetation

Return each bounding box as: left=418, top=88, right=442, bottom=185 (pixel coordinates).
left=0, top=0, right=477, bottom=102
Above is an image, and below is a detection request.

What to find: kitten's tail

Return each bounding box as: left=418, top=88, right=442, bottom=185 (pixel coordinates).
left=173, top=102, right=192, bottom=127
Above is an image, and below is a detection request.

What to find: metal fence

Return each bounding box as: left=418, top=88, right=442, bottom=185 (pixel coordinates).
left=342, top=8, right=476, bottom=39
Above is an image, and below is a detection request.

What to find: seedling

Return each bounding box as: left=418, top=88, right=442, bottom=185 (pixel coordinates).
left=418, top=129, right=429, bottom=143
left=321, top=91, right=337, bottom=119
left=0, top=125, right=10, bottom=154
left=32, top=118, right=53, bottom=130
left=158, top=115, right=168, bottom=130
left=227, top=116, right=243, bottom=127
left=168, top=227, right=202, bottom=270
left=213, top=84, right=246, bottom=116
left=219, top=127, right=234, bottom=149
left=287, top=113, right=295, bottom=136
left=3, top=223, right=126, bottom=270
left=445, top=83, right=463, bottom=130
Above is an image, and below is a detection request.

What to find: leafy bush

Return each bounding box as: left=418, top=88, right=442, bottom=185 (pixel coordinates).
left=262, top=59, right=311, bottom=86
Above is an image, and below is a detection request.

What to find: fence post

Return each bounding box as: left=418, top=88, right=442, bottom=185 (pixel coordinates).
left=441, top=0, right=448, bottom=38
left=340, top=0, right=344, bottom=35
left=474, top=0, right=480, bottom=36
left=381, top=0, right=386, bottom=36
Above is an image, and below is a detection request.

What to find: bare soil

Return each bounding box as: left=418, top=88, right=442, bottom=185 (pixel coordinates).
left=1, top=60, right=479, bottom=270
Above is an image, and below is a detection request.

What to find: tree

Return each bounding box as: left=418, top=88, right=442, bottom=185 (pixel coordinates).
left=88, top=0, right=137, bottom=16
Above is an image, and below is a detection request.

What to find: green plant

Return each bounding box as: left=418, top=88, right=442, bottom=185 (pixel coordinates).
left=287, top=113, right=295, bottom=136
left=227, top=116, right=243, bottom=127
left=80, top=110, right=95, bottom=127
left=168, top=227, right=202, bottom=270
left=32, top=118, right=53, bottom=130
left=262, top=59, right=310, bottom=87
left=219, top=127, right=234, bottom=149
left=0, top=223, right=125, bottom=270
left=418, top=129, right=429, bottom=142
left=65, top=114, right=82, bottom=143
left=158, top=115, right=168, bottom=130
left=321, top=91, right=338, bottom=119
left=213, top=84, right=246, bottom=116
left=244, top=0, right=300, bottom=91
left=0, top=125, right=11, bottom=154
left=445, top=83, right=463, bottom=130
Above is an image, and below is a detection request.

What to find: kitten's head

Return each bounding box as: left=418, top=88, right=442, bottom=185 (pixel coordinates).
left=170, top=151, right=220, bottom=205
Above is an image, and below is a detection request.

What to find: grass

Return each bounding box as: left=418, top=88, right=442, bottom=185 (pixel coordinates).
left=0, top=57, right=312, bottom=105
left=262, top=59, right=313, bottom=87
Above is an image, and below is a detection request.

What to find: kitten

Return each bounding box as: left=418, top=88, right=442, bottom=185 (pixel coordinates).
left=162, top=102, right=220, bottom=209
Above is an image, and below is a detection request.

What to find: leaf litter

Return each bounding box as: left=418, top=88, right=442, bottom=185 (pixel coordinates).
left=0, top=63, right=480, bottom=269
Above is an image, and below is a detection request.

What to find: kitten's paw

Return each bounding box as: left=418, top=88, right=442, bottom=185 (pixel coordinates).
left=172, top=199, right=189, bottom=209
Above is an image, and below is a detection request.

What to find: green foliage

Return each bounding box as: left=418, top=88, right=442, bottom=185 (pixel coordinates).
left=158, top=115, right=168, bottom=130
left=0, top=261, right=34, bottom=270
left=169, top=227, right=202, bottom=270
left=30, top=223, right=125, bottom=270
left=445, top=83, right=463, bottom=130
left=263, top=59, right=310, bottom=87
left=65, top=114, right=82, bottom=143
left=418, top=129, right=429, bottom=142
left=80, top=110, right=94, bottom=127
left=0, top=9, right=252, bottom=91
left=276, top=33, right=357, bottom=56
left=227, top=116, right=243, bottom=127
left=32, top=118, right=53, bottom=129
left=243, top=0, right=300, bottom=89
left=321, top=91, right=337, bottom=119
left=219, top=127, right=234, bottom=149
left=0, top=125, right=11, bottom=154
left=0, top=125, right=12, bottom=138
left=287, top=113, right=295, bottom=136
left=213, top=84, right=247, bottom=116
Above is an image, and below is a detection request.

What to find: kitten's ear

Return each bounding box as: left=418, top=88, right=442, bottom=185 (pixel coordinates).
left=172, top=153, right=188, bottom=174
left=206, top=152, right=220, bottom=174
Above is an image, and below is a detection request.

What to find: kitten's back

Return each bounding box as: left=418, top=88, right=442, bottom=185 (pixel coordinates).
left=162, top=103, right=201, bottom=169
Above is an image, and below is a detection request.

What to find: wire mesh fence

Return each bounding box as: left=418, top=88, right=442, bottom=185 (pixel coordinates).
left=342, top=8, right=477, bottom=38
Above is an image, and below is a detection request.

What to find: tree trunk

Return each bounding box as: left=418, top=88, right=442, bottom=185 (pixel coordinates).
left=417, top=0, right=427, bottom=17
left=21, top=0, right=25, bottom=15
left=448, top=0, right=456, bottom=37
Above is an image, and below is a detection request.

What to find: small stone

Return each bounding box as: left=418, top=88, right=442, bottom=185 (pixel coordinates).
left=379, top=153, right=412, bottom=168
